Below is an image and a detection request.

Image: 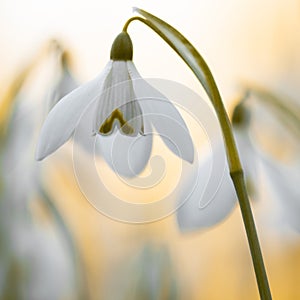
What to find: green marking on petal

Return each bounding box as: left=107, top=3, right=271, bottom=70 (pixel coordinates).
left=99, top=109, right=134, bottom=135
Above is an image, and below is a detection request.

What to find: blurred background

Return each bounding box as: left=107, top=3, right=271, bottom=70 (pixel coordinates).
left=1, top=0, right=300, bottom=299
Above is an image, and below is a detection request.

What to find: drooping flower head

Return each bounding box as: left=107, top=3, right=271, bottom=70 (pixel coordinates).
left=36, top=31, right=194, bottom=176
left=177, top=94, right=300, bottom=233
left=176, top=102, right=257, bottom=232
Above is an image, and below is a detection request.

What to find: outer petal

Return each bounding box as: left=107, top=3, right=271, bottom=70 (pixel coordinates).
left=177, top=141, right=236, bottom=231
left=72, top=98, right=99, bottom=154
left=48, top=69, right=78, bottom=110
left=260, top=154, right=300, bottom=232
left=73, top=96, right=152, bottom=177
left=127, top=62, right=194, bottom=163
left=96, top=119, right=153, bottom=177
left=36, top=61, right=112, bottom=160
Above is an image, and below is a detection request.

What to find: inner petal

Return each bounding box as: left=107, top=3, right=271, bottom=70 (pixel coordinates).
left=100, top=108, right=134, bottom=135
left=99, top=101, right=144, bottom=136
left=96, top=61, right=144, bottom=137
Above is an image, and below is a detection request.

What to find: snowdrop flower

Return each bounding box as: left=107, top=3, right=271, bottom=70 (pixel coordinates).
left=35, top=32, right=194, bottom=176
left=1, top=105, right=75, bottom=300
left=177, top=140, right=237, bottom=231
left=177, top=98, right=300, bottom=232
left=243, top=95, right=300, bottom=232
left=0, top=48, right=82, bottom=299
left=176, top=104, right=257, bottom=231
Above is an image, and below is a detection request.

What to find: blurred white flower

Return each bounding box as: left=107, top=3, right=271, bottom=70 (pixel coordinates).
left=1, top=103, right=77, bottom=300
left=35, top=32, right=194, bottom=177
left=242, top=88, right=300, bottom=232
left=176, top=103, right=256, bottom=231
left=176, top=140, right=237, bottom=231
left=104, top=244, right=178, bottom=300
left=0, top=44, right=81, bottom=299
left=177, top=96, right=300, bottom=232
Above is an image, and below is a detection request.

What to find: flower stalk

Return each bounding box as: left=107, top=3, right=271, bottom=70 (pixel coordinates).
left=127, top=8, right=272, bottom=299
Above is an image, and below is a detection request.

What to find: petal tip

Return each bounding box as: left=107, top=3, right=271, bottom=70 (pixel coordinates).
left=187, top=156, right=194, bottom=164
left=35, top=153, right=44, bottom=162
left=186, top=147, right=195, bottom=164
left=35, top=147, right=47, bottom=161
left=182, top=142, right=194, bottom=164
left=35, top=139, right=53, bottom=161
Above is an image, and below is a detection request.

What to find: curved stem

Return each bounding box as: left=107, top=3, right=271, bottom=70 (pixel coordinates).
left=124, top=16, right=241, bottom=172
left=124, top=13, right=272, bottom=299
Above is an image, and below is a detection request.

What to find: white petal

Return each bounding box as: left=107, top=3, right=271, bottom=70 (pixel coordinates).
left=98, top=99, right=143, bottom=136
left=127, top=62, right=194, bottom=163
left=48, top=69, right=78, bottom=110
left=35, top=61, right=112, bottom=160
left=176, top=142, right=236, bottom=231
left=96, top=122, right=153, bottom=177
left=95, top=61, right=143, bottom=135
left=72, top=98, right=99, bottom=155
left=260, top=154, right=300, bottom=231
left=118, top=100, right=143, bottom=136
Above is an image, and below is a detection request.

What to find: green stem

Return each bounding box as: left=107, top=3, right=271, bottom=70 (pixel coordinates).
left=124, top=12, right=272, bottom=299
left=230, top=171, right=272, bottom=300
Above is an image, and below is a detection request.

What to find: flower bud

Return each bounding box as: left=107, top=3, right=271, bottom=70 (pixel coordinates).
left=232, top=103, right=251, bottom=128
left=110, top=32, right=133, bottom=61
